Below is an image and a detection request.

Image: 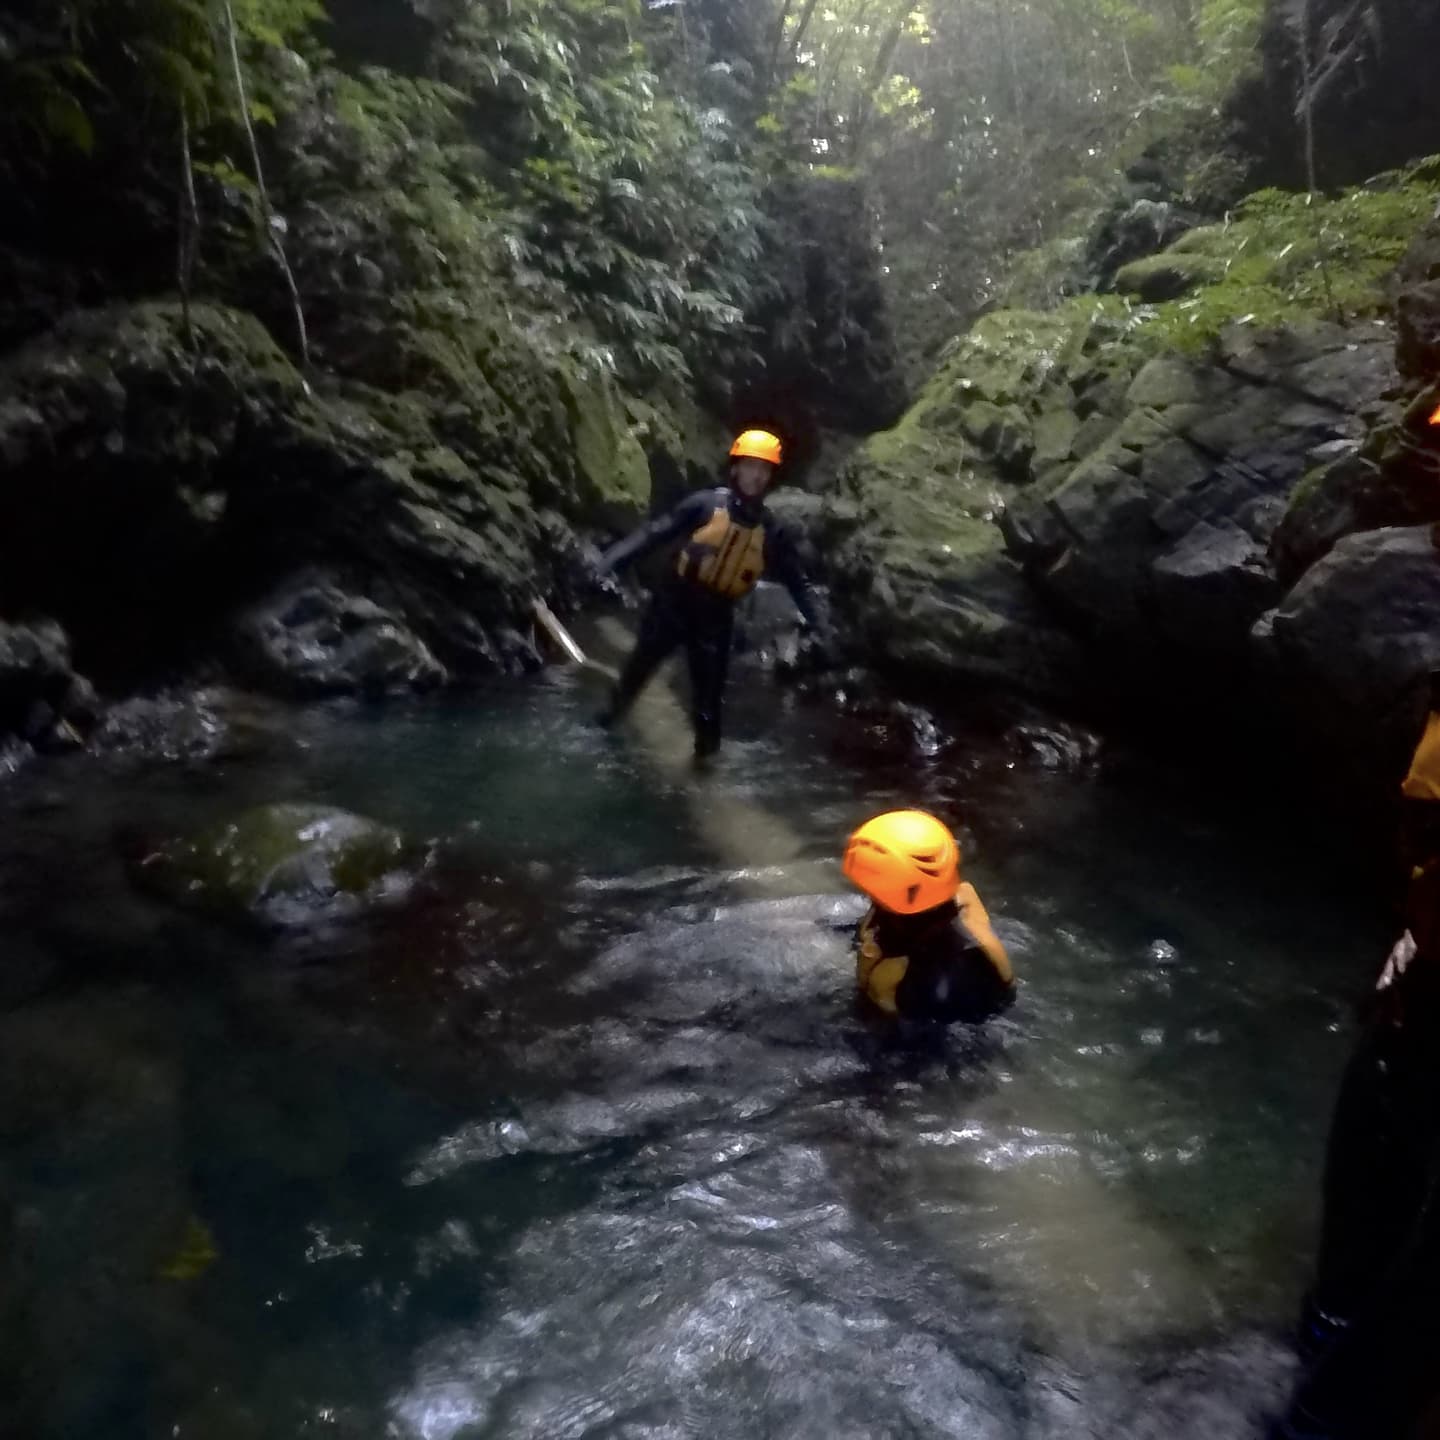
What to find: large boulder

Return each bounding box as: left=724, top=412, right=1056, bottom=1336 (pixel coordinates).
left=232, top=572, right=448, bottom=698
left=0, top=616, right=99, bottom=750
left=1009, top=321, right=1397, bottom=679
left=0, top=618, right=75, bottom=733
left=1255, top=525, right=1440, bottom=778
left=1090, top=198, right=1202, bottom=292
left=132, top=802, right=421, bottom=929
left=1112, top=252, right=1225, bottom=304
left=830, top=302, right=1402, bottom=715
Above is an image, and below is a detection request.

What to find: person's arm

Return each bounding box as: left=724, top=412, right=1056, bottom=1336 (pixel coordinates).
left=956, top=881, right=1013, bottom=986
left=855, top=906, right=906, bottom=1015
left=600, top=491, right=712, bottom=574
left=764, top=518, right=824, bottom=632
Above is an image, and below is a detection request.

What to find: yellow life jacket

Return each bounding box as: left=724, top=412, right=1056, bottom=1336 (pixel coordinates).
left=675, top=506, right=766, bottom=600
left=1403, top=711, right=1440, bottom=802
left=856, top=882, right=1012, bottom=1017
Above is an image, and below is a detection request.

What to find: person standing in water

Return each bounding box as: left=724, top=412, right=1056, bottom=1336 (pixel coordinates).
left=593, top=428, right=829, bottom=760
left=1271, top=677, right=1440, bottom=1440
left=842, top=809, right=1015, bottom=1024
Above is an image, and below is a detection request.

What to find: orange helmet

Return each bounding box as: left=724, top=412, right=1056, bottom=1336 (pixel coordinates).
left=843, top=810, right=960, bottom=915
left=730, top=429, right=783, bottom=466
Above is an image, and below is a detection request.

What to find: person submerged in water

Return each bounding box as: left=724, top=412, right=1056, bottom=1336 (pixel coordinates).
left=842, top=809, right=1014, bottom=1024
left=593, top=428, right=830, bottom=760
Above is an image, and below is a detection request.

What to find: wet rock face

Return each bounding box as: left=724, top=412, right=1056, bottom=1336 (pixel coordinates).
left=0, top=616, right=100, bottom=751
left=1255, top=525, right=1440, bottom=776
left=1012, top=322, right=1396, bottom=672
left=830, top=307, right=1398, bottom=711
left=0, top=299, right=637, bottom=700
left=132, top=802, right=421, bottom=929
left=233, top=573, right=448, bottom=699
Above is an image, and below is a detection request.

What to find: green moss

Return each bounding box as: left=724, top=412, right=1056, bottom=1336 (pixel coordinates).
left=146, top=803, right=411, bottom=919
left=1287, top=464, right=1330, bottom=512
left=1113, top=252, right=1226, bottom=301
left=1116, top=167, right=1440, bottom=353
left=1168, top=225, right=1232, bottom=256
left=561, top=368, right=651, bottom=522
left=993, top=230, right=1094, bottom=312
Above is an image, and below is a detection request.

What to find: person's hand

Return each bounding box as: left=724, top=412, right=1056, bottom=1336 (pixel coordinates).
left=1378, top=929, right=1417, bottom=992
left=577, top=545, right=624, bottom=603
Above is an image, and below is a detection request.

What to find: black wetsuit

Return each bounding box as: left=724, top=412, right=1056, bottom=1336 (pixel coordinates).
left=1280, top=947, right=1440, bottom=1438
left=855, top=890, right=1015, bottom=1024
left=1277, top=800, right=1440, bottom=1438
left=599, top=486, right=820, bottom=755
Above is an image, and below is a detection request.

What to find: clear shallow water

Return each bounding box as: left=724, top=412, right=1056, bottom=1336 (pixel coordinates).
left=0, top=659, right=1381, bottom=1438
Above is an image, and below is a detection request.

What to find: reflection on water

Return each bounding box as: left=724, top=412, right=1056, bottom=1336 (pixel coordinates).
left=0, top=664, right=1376, bottom=1437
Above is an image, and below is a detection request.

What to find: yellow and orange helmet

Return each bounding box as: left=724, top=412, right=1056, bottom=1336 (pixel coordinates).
left=730, top=429, right=783, bottom=467
left=843, top=810, right=960, bottom=915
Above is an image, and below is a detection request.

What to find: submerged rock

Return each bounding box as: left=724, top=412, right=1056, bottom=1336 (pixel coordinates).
left=133, top=802, right=421, bottom=929
left=94, top=686, right=294, bottom=764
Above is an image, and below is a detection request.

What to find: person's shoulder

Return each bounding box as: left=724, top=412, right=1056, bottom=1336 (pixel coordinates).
left=680, top=486, right=727, bottom=511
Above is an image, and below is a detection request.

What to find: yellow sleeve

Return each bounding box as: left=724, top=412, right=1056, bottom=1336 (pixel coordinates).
left=957, top=882, right=1013, bottom=985
left=855, top=906, right=908, bottom=1015
left=1403, top=711, right=1440, bottom=802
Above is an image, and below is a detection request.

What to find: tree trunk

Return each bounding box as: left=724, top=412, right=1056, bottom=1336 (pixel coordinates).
left=764, top=0, right=795, bottom=94
left=218, top=0, right=310, bottom=370
left=849, top=7, right=908, bottom=161
left=1294, top=0, right=1339, bottom=318
left=790, top=0, right=823, bottom=61
left=817, top=0, right=874, bottom=123
left=177, top=102, right=200, bottom=350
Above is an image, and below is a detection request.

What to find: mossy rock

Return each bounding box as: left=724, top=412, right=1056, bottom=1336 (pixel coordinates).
left=624, top=388, right=727, bottom=508
left=135, top=803, right=419, bottom=929
left=1113, top=253, right=1226, bottom=303
left=1033, top=407, right=1082, bottom=478
left=1167, top=225, right=1233, bottom=258
left=561, top=368, right=651, bottom=527
left=1124, top=355, right=1206, bottom=411
left=960, top=400, right=1034, bottom=480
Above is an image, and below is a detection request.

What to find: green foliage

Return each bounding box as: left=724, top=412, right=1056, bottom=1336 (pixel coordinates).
left=0, top=0, right=323, bottom=169
left=1122, top=168, right=1440, bottom=352
left=979, top=160, right=1438, bottom=371
left=429, top=0, right=766, bottom=390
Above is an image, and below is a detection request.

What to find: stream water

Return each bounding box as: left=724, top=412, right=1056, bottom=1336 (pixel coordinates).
left=0, top=650, right=1384, bottom=1439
